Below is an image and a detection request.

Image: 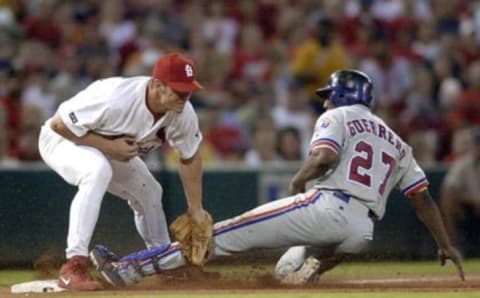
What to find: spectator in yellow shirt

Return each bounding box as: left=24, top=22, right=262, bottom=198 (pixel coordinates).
left=291, top=16, right=349, bottom=107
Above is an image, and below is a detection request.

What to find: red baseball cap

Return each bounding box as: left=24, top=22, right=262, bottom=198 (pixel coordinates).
left=152, top=53, right=203, bottom=92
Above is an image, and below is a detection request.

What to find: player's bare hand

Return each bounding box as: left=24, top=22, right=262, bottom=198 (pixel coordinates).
left=106, top=136, right=139, bottom=161
left=188, top=207, right=210, bottom=225
left=438, top=246, right=465, bottom=281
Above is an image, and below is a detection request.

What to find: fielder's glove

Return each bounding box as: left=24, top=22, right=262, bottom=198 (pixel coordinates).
left=169, top=211, right=214, bottom=266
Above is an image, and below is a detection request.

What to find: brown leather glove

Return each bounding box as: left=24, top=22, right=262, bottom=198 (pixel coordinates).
left=169, top=212, right=214, bottom=266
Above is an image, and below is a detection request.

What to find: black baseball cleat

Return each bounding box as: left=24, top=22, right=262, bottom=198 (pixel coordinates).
left=89, top=245, right=119, bottom=271
left=90, top=245, right=143, bottom=287
left=100, top=260, right=144, bottom=287
left=99, top=261, right=126, bottom=287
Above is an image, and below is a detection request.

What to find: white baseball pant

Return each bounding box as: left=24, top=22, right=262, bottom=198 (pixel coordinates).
left=38, top=121, right=170, bottom=258
left=136, top=188, right=374, bottom=274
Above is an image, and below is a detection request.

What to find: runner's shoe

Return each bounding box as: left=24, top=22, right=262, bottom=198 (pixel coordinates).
left=89, top=245, right=119, bottom=270
left=279, top=256, right=321, bottom=285
left=96, top=259, right=143, bottom=287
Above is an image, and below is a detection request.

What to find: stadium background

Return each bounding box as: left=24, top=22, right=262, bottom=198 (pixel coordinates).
left=0, top=0, right=479, bottom=266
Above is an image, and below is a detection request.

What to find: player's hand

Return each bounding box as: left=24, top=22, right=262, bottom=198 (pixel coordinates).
left=438, top=246, right=465, bottom=281
left=188, top=207, right=210, bottom=226
left=106, top=136, right=139, bottom=161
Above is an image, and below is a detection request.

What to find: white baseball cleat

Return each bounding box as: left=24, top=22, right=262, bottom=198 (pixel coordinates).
left=279, top=256, right=321, bottom=285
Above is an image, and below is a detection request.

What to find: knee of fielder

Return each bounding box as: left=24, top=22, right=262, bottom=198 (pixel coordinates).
left=80, top=159, right=113, bottom=190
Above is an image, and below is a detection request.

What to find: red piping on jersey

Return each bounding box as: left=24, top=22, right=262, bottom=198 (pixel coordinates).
left=311, top=143, right=341, bottom=155
left=214, top=190, right=322, bottom=235
left=404, top=179, right=429, bottom=196
left=310, top=138, right=341, bottom=155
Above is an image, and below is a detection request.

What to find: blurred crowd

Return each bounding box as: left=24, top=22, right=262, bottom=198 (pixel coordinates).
left=1, top=0, right=480, bottom=169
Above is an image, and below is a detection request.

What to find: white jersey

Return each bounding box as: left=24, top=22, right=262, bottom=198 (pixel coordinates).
left=55, top=76, right=202, bottom=159
left=310, top=105, right=429, bottom=219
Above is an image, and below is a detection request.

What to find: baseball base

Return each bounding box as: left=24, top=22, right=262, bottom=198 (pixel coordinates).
left=11, top=279, right=66, bottom=294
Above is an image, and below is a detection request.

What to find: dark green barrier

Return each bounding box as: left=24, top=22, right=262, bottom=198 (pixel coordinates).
left=0, top=169, right=257, bottom=266
left=159, top=170, right=258, bottom=222
left=0, top=167, right=476, bottom=266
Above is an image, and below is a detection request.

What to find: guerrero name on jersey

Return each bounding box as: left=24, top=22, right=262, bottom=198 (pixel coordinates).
left=310, top=105, right=429, bottom=219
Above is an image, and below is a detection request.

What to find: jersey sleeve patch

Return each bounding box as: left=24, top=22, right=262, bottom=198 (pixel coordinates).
left=310, top=138, right=341, bottom=155
left=68, top=112, right=78, bottom=124
left=402, top=177, right=429, bottom=196
left=318, top=118, right=331, bottom=129
left=59, top=110, right=88, bottom=137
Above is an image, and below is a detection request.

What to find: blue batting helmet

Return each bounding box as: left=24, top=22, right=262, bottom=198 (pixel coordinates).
left=315, top=69, right=374, bottom=108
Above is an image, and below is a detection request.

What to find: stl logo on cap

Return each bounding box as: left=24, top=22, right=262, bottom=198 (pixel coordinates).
left=185, top=64, right=193, bottom=77
left=152, top=53, right=203, bottom=93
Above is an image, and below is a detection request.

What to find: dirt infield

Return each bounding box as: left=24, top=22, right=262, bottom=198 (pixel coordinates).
left=2, top=260, right=479, bottom=297
left=108, top=265, right=480, bottom=292
left=1, top=272, right=479, bottom=297
left=27, top=250, right=478, bottom=292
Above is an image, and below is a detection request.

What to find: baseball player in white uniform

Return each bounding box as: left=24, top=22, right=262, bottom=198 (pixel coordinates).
left=90, top=70, right=464, bottom=287
left=38, top=53, right=211, bottom=291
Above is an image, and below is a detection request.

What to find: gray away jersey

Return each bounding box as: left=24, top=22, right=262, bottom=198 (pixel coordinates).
left=310, top=105, right=429, bottom=219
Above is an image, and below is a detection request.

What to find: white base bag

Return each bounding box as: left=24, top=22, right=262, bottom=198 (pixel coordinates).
left=11, top=279, right=66, bottom=294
